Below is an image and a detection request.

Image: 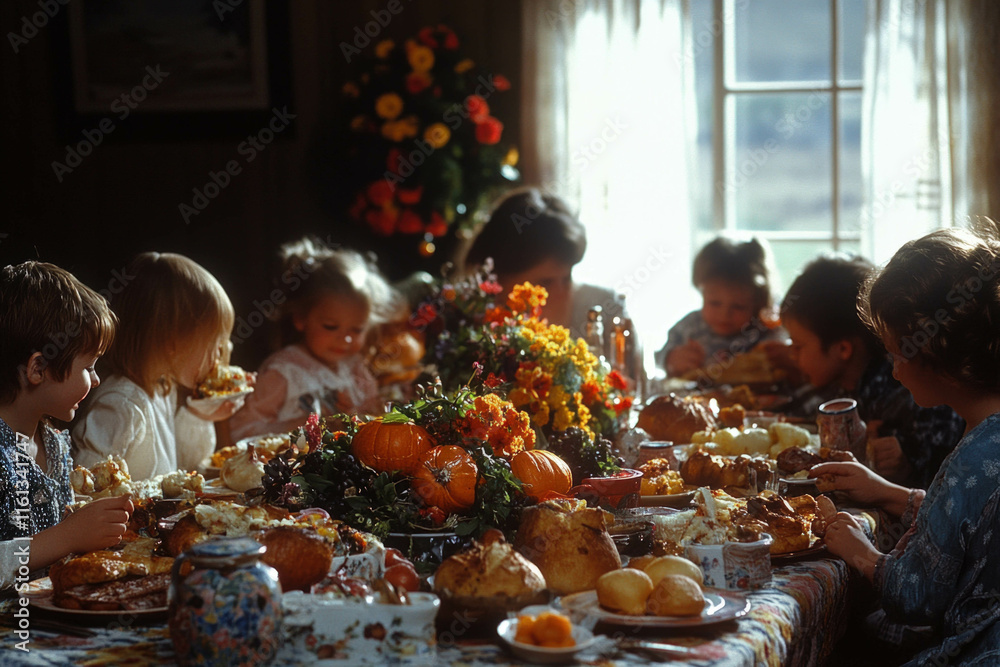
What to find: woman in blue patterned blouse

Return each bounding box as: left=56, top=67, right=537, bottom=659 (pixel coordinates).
left=815, top=222, right=1000, bottom=665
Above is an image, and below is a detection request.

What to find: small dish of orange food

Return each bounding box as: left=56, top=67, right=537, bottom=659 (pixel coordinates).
left=497, top=607, right=595, bottom=664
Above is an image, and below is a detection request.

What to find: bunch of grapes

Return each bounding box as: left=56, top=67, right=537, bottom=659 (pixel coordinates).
left=546, top=427, right=624, bottom=485
left=261, top=451, right=303, bottom=509
left=300, top=449, right=377, bottom=520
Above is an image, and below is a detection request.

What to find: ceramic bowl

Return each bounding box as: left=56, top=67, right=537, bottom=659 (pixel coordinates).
left=571, top=469, right=643, bottom=511
left=685, top=534, right=773, bottom=590
left=282, top=590, right=440, bottom=665
left=497, top=613, right=595, bottom=665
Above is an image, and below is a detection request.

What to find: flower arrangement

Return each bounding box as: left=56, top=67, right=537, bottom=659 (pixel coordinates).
left=331, top=24, right=519, bottom=242
left=416, top=267, right=634, bottom=442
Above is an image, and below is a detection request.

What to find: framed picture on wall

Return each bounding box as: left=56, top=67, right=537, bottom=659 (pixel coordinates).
left=51, top=0, right=291, bottom=141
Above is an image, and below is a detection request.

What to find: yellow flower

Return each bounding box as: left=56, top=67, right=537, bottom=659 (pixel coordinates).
left=399, top=115, right=420, bottom=139
left=342, top=82, right=360, bottom=98
left=381, top=121, right=407, bottom=142
left=375, top=39, right=395, bottom=59
left=375, top=93, right=403, bottom=120
left=350, top=115, right=368, bottom=131
left=408, top=45, right=435, bottom=73
left=442, top=286, right=456, bottom=301
left=454, top=58, right=475, bottom=74
left=507, top=282, right=548, bottom=316
left=424, top=123, right=451, bottom=149
left=503, top=147, right=520, bottom=167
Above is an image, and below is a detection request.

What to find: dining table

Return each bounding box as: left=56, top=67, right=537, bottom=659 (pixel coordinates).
left=0, top=544, right=871, bottom=667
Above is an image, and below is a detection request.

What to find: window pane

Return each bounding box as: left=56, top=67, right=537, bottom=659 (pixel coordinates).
left=730, top=93, right=832, bottom=232
left=839, top=0, right=866, bottom=82
left=838, top=92, right=863, bottom=237
left=767, top=240, right=832, bottom=298
left=732, top=0, right=831, bottom=83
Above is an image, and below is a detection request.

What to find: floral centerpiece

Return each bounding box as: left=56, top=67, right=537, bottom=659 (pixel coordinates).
left=414, top=265, right=634, bottom=444
left=325, top=24, right=519, bottom=246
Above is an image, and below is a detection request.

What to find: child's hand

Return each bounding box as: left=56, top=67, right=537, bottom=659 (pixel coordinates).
left=666, top=340, right=705, bottom=376
left=809, top=461, right=911, bottom=516
left=824, top=511, right=881, bottom=579
left=193, top=399, right=243, bottom=422
left=60, top=495, right=133, bottom=553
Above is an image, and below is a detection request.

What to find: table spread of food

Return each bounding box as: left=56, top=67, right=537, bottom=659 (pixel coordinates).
left=0, top=374, right=882, bottom=667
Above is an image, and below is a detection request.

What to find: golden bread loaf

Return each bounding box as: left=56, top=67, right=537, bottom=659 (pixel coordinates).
left=513, top=499, right=621, bottom=596
left=433, top=529, right=546, bottom=601
left=646, top=574, right=705, bottom=617
left=596, top=569, right=653, bottom=615
left=637, top=395, right=716, bottom=444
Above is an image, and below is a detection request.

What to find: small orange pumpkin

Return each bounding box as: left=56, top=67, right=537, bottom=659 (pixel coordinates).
left=411, top=445, right=478, bottom=513
left=351, top=419, right=433, bottom=474
left=510, top=450, right=573, bottom=498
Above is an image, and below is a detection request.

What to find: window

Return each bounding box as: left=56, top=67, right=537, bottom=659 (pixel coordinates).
left=690, top=0, right=867, bottom=290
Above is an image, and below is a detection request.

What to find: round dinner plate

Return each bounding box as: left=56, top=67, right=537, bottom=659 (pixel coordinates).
left=186, top=389, right=253, bottom=415
left=25, top=577, right=167, bottom=618
left=560, top=589, right=749, bottom=628
left=497, top=613, right=596, bottom=665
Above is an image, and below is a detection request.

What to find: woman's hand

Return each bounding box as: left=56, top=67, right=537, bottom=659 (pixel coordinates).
left=809, top=461, right=911, bottom=516
left=60, top=495, right=133, bottom=553
left=824, top=511, right=881, bottom=580
left=868, top=435, right=912, bottom=483
left=666, top=340, right=705, bottom=376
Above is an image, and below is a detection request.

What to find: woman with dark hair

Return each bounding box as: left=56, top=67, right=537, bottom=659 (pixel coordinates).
left=463, top=188, right=628, bottom=348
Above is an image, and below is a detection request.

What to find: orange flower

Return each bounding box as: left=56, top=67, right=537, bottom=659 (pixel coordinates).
left=464, top=95, right=490, bottom=123
left=475, top=117, right=503, bottom=145
left=507, top=283, right=548, bottom=318
left=607, top=370, right=628, bottom=391
left=366, top=181, right=394, bottom=207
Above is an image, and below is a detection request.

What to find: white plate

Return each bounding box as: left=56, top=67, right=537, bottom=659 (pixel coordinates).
left=497, top=614, right=595, bottom=664
left=25, top=577, right=167, bottom=618
left=779, top=477, right=819, bottom=486
left=187, top=389, right=253, bottom=415
left=560, top=589, right=749, bottom=628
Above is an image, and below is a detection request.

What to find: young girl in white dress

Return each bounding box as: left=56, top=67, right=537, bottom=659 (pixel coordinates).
left=230, top=238, right=402, bottom=440
left=72, top=253, right=237, bottom=479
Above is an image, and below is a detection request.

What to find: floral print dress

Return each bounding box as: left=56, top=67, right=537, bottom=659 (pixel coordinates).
left=875, top=412, right=1000, bottom=665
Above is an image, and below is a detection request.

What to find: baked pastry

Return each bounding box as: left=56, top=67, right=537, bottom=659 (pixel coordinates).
left=433, top=529, right=548, bottom=617
left=646, top=574, right=705, bottom=617
left=596, top=568, right=653, bottom=615
left=642, top=555, right=703, bottom=588
left=259, top=526, right=334, bottom=592
left=514, top=499, right=621, bottom=595
left=680, top=450, right=771, bottom=490
left=196, top=365, right=252, bottom=398
left=638, top=394, right=716, bottom=444
left=54, top=572, right=170, bottom=611
left=220, top=447, right=265, bottom=492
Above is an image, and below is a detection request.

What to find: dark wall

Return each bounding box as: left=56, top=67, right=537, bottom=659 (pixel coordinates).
left=0, top=0, right=523, bottom=368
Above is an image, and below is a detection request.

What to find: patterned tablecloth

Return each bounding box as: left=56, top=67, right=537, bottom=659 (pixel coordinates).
left=0, top=555, right=855, bottom=667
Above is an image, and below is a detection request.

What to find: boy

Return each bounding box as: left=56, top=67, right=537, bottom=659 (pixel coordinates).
left=780, top=254, right=964, bottom=488
left=0, top=261, right=132, bottom=589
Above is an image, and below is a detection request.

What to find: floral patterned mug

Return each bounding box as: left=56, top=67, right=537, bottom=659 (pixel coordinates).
left=168, top=537, right=282, bottom=666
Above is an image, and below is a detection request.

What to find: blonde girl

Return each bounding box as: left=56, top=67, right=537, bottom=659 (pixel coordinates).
left=72, top=253, right=236, bottom=479
left=230, top=238, right=402, bottom=439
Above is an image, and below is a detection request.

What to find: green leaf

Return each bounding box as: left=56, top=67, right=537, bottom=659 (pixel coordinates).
left=381, top=412, right=412, bottom=424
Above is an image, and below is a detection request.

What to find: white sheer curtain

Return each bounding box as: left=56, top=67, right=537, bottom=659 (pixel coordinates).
left=860, top=0, right=972, bottom=263
left=522, top=0, right=698, bottom=375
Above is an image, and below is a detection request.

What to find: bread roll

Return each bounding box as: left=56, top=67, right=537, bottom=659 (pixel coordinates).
left=626, top=554, right=658, bottom=571
left=596, top=569, right=653, bottom=616
left=637, top=395, right=716, bottom=444
left=646, top=574, right=705, bottom=617
left=514, top=499, right=621, bottom=595
left=259, top=526, right=333, bottom=592
left=433, top=529, right=546, bottom=601
left=643, top=556, right=703, bottom=588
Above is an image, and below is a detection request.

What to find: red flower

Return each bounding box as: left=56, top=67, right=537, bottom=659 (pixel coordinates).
left=419, top=506, right=446, bottom=526
left=366, top=180, right=394, bottom=206
left=484, top=372, right=503, bottom=388
left=366, top=208, right=398, bottom=236
left=304, top=413, right=322, bottom=450
left=612, top=396, right=634, bottom=415
left=479, top=280, right=503, bottom=295
left=406, top=72, right=432, bottom=94
left=607, top=370, right=628, bottom=391
left=443, top=32, right=459, bottom=49
left=464, top=95, right=490, bottom=123
left=397, top=186, right=423, bottom=205
left=581, top=380, right=601, bottom=406
left=493, top=74, right=511, bottom=91
left=417, top=27, right=439, bottom=48
left=410, top=302, right=438, bottom=329
left=398, top=209, right=424, bottom=234
left=475, top=117, right=503, bottom=145
left=426, top=211, right=448, bottom=237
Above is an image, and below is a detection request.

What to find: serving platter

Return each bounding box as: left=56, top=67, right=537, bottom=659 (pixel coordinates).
left=638, top=490, right=696, bottom=508
left=24, top=577, right=167, bottom=618
left=560, top=589, right=749, bottom=628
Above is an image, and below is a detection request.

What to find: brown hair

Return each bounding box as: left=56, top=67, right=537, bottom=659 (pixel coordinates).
left=0, top=262, right=117, bottom=404
left=781, top=254, right=881, bottom=355
left=463, top=188, right=587, bottom=277
left=276, top=237, right=403, bottom=345
left=861, top=220, right=1000, bottom=391
left=104, top=253, right=234, bottom=395
left=693, top=237, right=773, bottom=312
